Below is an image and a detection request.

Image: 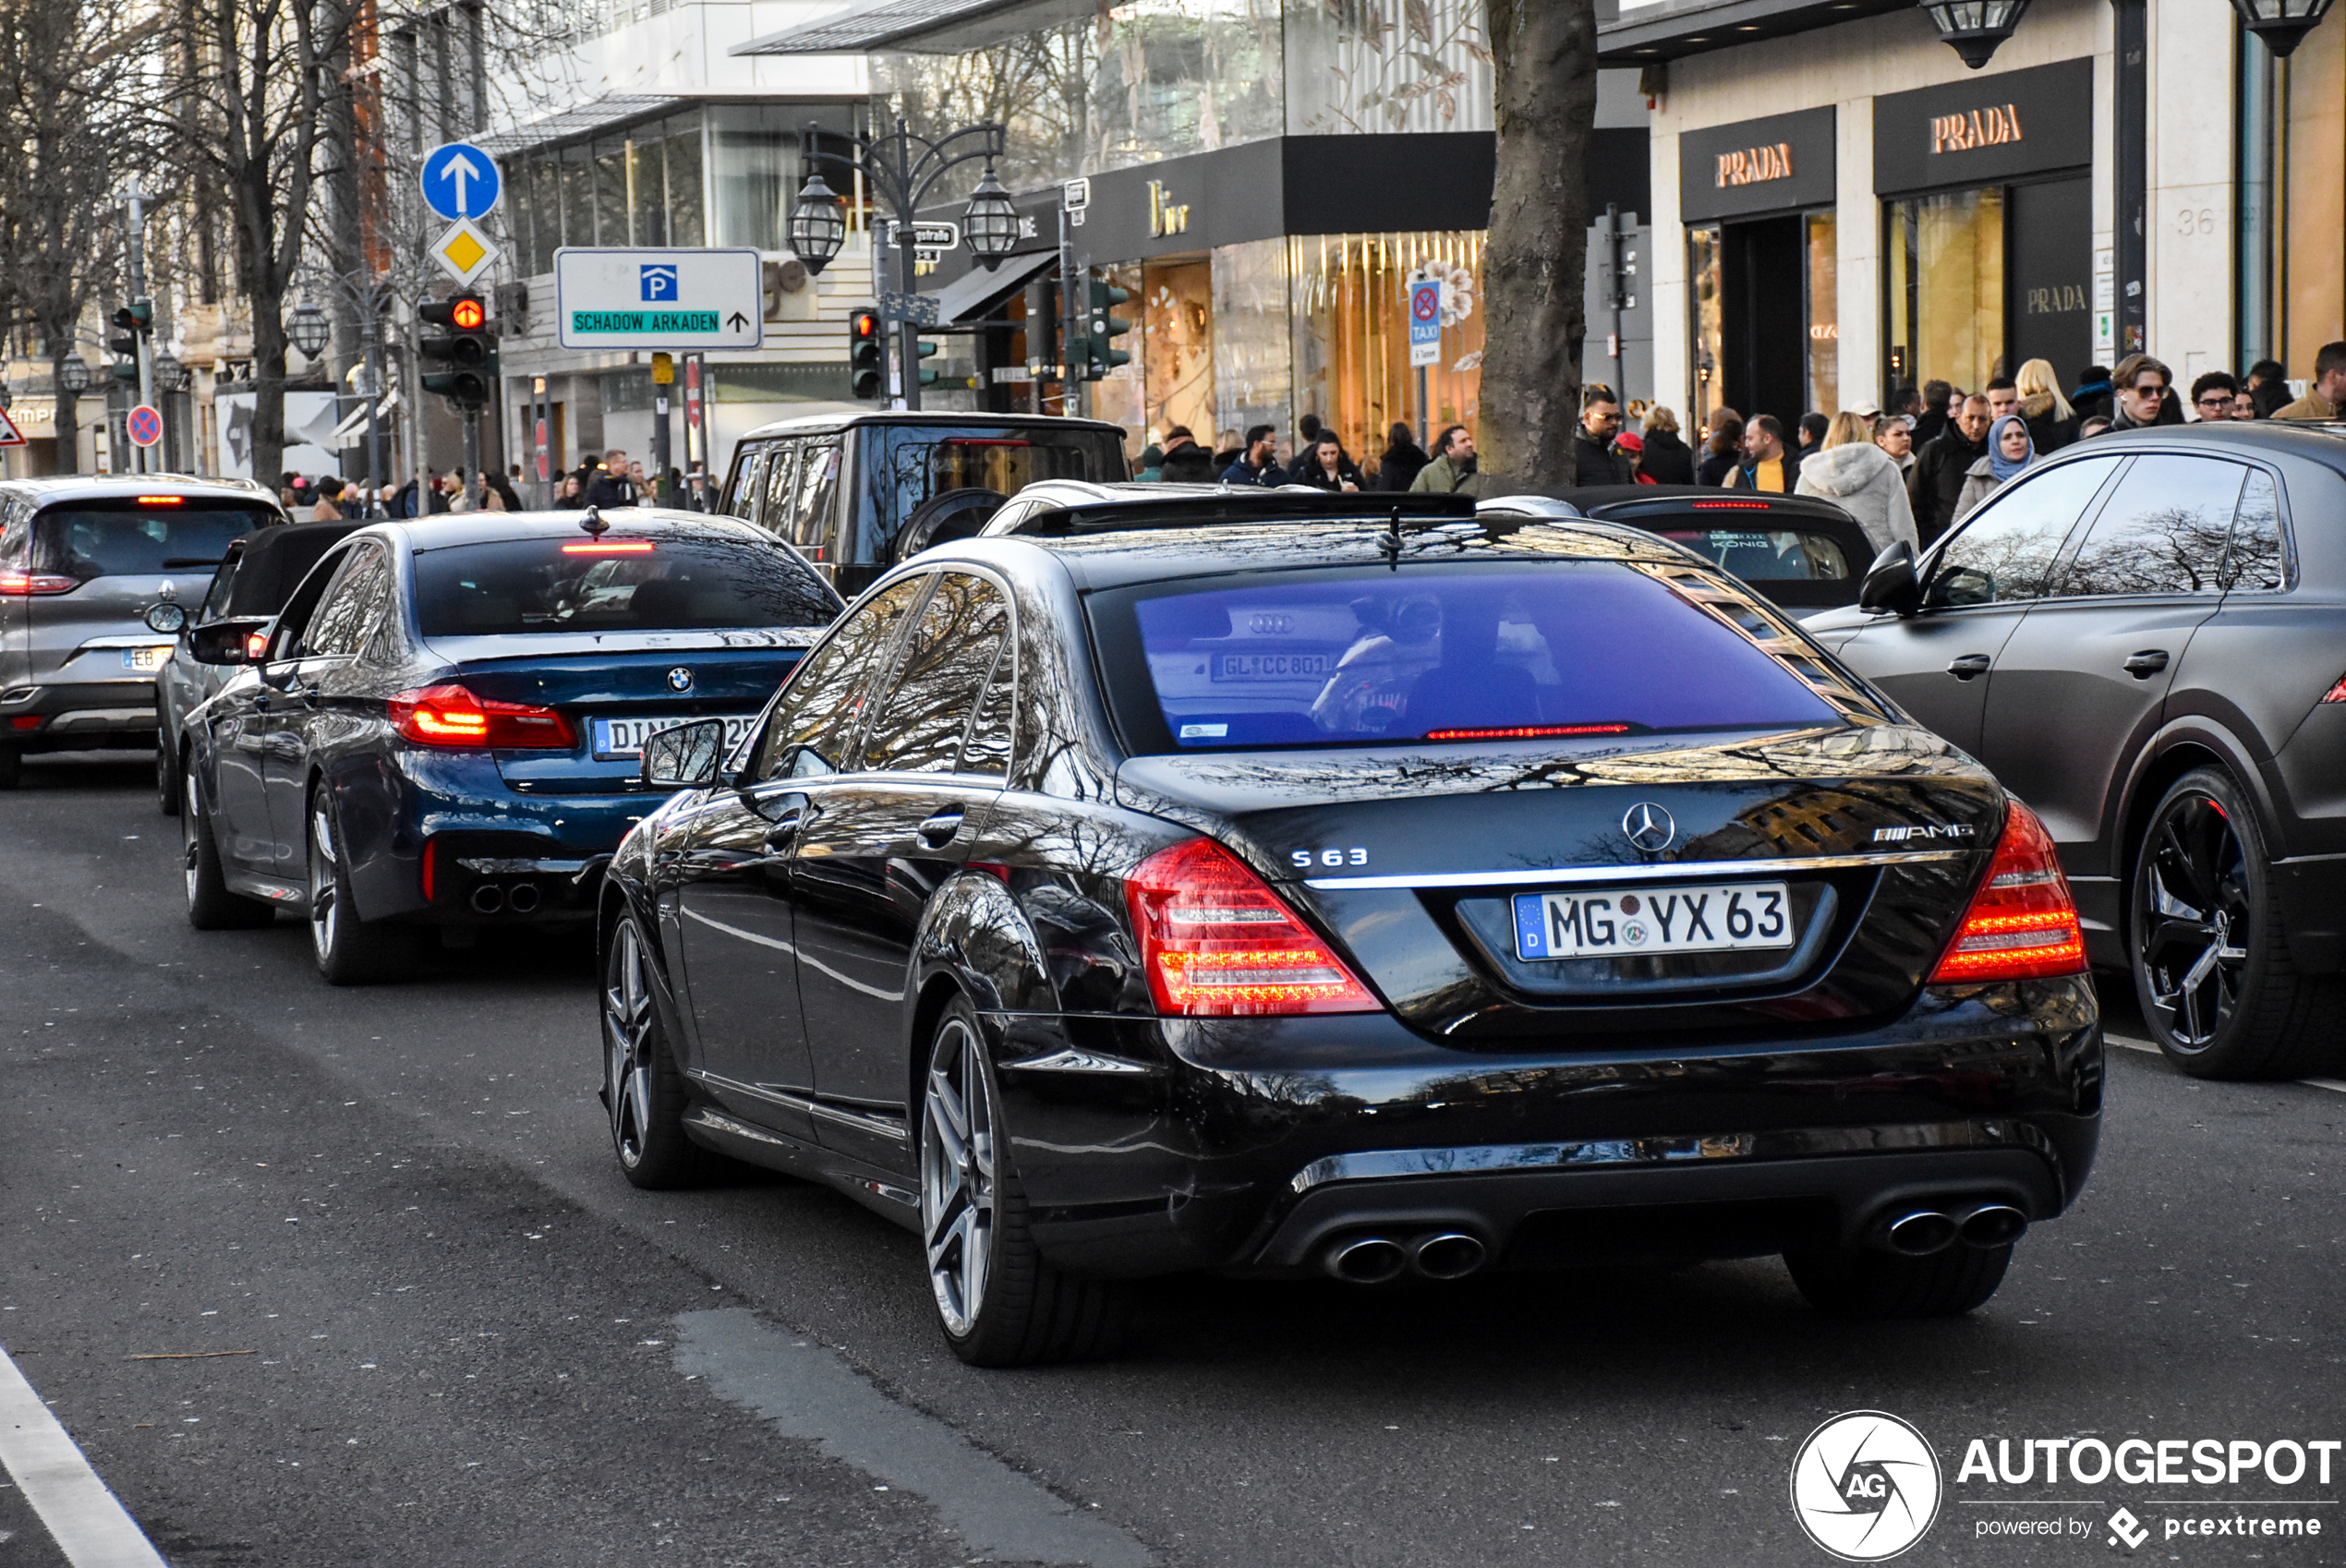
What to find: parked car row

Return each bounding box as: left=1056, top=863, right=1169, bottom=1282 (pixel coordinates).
left=31, top=413, right=2339, bottom=1368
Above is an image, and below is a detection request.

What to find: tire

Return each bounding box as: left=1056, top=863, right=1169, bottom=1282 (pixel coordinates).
left=600, top=912, right=710, bottom=1189
left=2130, top=766, right=2343, bottom=1080
left=306, top=784, right=417, bottom=985
left=0, top=746, right=20, bottom=790
left=1784, top=1242, right=2013, bottom=1319
left=919, top=996, right=1128, bottom=1367
left=156, top=723, right=180, bottom=815
left=182, top=768, right=275, bottom=930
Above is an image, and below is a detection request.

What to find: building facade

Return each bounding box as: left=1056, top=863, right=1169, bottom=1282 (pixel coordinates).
left=1605, top=0, right=2346, bottom=425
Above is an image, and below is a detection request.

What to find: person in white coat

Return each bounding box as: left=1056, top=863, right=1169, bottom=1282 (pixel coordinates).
left=1794, top=410, right=1919, bottom=558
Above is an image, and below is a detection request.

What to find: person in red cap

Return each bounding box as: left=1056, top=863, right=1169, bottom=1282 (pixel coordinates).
left=1612, top=428, right=1660, bottom=485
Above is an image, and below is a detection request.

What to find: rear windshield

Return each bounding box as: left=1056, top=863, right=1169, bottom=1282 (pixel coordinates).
left=35, top=501, right=272, bottom=581
left=1652, top=526, right=1854, bottom=581
left=1092, top=561, right=1842, bottom=754
left=882, top=428, right=1127, bottom=532
left=413, top=536, right=839, bottom=637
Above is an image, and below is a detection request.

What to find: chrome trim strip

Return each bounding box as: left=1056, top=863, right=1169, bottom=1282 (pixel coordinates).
left=998, top=1047, right=1155, bottom=1076
left=456, top=856, right=591, bottom=874
left=688, top=1069, right=911, bottom=1143
left=1301, top=850, right=1966, bottom=891
left=1289, top=1119, right=2038, bottom=1194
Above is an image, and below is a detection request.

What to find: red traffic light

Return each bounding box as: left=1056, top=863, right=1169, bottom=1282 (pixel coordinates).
left=853, top=311, right=880, bottom=339
left=451, top=296, right=486, bottom=330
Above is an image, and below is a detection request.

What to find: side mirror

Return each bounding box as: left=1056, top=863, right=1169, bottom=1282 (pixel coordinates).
left=641, top=718, right=726, bottom=790
left=1858, top=542, right=1923, bottom=617
left=145, top=601, right=189, bottom=634
left=188, top=616, right=272, bottom=665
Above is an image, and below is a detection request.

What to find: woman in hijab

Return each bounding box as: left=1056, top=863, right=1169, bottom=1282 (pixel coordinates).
left=1953, top=414, right=2036, bottom=524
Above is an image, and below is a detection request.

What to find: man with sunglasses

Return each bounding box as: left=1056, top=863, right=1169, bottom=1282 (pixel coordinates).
left=2106, top=355, right=2180, bottom=431
left=2191, top=371, right=2240, bottom=421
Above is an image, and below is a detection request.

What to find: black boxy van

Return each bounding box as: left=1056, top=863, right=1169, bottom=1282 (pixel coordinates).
left=714, top=411, right=1129, bottom=598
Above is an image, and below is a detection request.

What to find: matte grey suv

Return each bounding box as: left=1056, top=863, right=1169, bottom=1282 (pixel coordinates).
left=0, top=476, right=286, bottom=787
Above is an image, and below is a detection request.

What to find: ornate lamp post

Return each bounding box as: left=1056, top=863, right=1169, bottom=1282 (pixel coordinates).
left=288, top=300, right=332, bottom=362
left=1918, top=0, right=2032, bottom=68
left=2230, top=0, right=2337, bottom=54
left=151, top=351, right=190, bottom=471
left=56, top=350, right=91, bottom=395
left=54, top=350, right=91, bottom=474
left=785, top=117, right=1010, bottom=409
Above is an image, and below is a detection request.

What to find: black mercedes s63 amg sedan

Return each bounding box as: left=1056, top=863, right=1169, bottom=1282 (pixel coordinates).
left=596, top=510, right=2101, bottom=1365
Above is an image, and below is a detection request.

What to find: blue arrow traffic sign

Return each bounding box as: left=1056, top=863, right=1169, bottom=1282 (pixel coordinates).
left=419, top=141, right=501, bottom=223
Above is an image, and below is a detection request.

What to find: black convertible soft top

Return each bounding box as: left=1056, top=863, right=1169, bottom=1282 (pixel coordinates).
left=221, top=520, right=363, bottom=617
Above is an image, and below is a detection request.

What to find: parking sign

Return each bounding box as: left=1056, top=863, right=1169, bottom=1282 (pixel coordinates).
left=1409, top=280, right=1442, bottom=368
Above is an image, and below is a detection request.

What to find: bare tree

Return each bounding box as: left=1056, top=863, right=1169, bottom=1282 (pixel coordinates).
left=0, top=0, right=133, bottom=471
left=1480, top=0, right=1601, bottom=490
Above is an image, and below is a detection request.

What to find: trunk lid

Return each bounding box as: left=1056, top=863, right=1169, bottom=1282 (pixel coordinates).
left=1115, top=724, right=2004, bottom=1044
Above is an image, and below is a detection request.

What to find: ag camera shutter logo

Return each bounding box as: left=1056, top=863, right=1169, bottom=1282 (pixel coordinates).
left=1790, top=1411, right=1943, bottom=1561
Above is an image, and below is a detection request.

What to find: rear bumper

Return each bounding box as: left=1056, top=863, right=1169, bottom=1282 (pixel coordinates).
left=985, top=977, right=2101, bottom=1278
left=2272, top=853, right=2346, bottom=974
left=0, top=680, right=160, bottom=752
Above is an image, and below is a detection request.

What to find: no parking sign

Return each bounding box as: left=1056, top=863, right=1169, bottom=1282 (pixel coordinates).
left=127, top=404, right=163, bottom=448
left=1409, top=280, right=1441, bottom=368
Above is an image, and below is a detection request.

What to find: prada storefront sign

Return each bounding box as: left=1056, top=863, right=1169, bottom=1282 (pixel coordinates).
left=1677, top=107, right=1835, bottom=223
left=1873, top=58, right=2094, bottom=195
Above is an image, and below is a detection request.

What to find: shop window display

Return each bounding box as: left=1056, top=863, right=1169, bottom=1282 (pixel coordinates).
left=1887, top=188, right=2005, bottom=400
left=1290, top=232, right=1485, bottom=465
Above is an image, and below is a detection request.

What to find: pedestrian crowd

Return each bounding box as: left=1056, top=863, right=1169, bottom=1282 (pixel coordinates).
left=273, top=448, right=707, bottom=521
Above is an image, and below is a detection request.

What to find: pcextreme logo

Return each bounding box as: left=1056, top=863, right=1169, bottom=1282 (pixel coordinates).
left=1791, top=1411, right=1945, bottom=1562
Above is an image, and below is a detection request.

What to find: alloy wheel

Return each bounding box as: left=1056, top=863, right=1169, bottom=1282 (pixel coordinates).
left=920, top=1015, right=997, bottom=1337
left=603, top=921, right=656, bottom=1167
left=308, top=803, right=339, bottom=962
left=2137, top=790, right=2250, bottom=1052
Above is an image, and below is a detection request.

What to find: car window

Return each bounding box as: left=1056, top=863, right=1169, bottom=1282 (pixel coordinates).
left=2054, top=455, right=2245, bottom=597
left=299, top=542, right=393, bottom=658
left=759, top=441, right=801, bottom=537
left=1093, top=561, right=1844, bottom=754
left=1652, top=525, right=1853, bottom=581
left=199, top=543, right=246, bottom=620
left=749, top=575, right=928, bottom=780
left=412, top=534, right=838, bottom=636
left=880, top=427, right=1125, bottom=558
left=1925, top=455, right=2122, bottom=609
left=861, top=573, right=1010, bottom=774
left=0, top=506, right=30, bottom=570
left=2221, top=469, right=2285, bottom=592
left=791, top=441, right=844, bottom=558
left=959, top=640, right=1016, bottom=777
left=32, top=501, right=271, bottom=582
left=724, top=445, right=768, bottom=524
left=266, top=546, right=350, bottom=663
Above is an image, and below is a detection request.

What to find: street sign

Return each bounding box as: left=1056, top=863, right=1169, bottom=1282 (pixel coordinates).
left=1409, top=279, right=1442, bottom=368
left=553, top=248, right=764, bottom=351
left=419, top=142, right=502, bottom=223
left=878, top=290, right=940, bottom=328
left=429, top=218, right=501, bottom=286
left=886, top=222, right=961, bottom=255
left=127, top=404, right=163, bottom=448
left=0, top=404, right=23, bottom=448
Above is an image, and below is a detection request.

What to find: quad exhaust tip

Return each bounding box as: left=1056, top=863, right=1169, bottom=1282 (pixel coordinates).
left=470, top=885, right=504, bottom=914
left=1322, top=1230, right=1489, bottom=1285
left=1884, top=1202, right=2028, bottom=1256
left=467, top=882, right=543, bottom=915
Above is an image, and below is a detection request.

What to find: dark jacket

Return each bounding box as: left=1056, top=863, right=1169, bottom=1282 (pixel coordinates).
left=1637, top=428, right=1696, bottom=485
left=1291, top=455, right=1364, bottom=491
left=2070, top=377, right=2114, bottom=423
left=1724, top=446, right=1804, bottom=491
left=2022, top=403, right=2081, bottom=455
left=1570, top=432, right=1635, bottom=488
left=1696, top=446, right=1741, bottom=488
left=584, top=469, right=638, bottom=509
left=1157, top=441, right=1219, bottom=483
left=1376, top=440, right=1431, bottom=492
left=1911, top=427, right=1987, bottom=548
left=1220, top=455, right=1287, bottom=488
left=1911, top=410, right=1949, bottom=449
left=488, top=475, right=524, bottom=513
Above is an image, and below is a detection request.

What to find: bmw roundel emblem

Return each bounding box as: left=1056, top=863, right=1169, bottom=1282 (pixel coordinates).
left=667, top=667, right=694, bottom=694
left=1622, top=802, right=1675, bottom=854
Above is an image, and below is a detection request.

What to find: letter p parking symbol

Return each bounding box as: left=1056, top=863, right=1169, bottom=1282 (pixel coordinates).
left=640, top=264, right=679, bottom=302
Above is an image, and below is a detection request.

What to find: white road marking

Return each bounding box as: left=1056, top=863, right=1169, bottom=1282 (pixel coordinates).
left=0, top=1347, right=168, bottom=1568
left=2107, top=1032, right=2346, bottom=1092
left=672, top=1309, right=1151, bottom=1567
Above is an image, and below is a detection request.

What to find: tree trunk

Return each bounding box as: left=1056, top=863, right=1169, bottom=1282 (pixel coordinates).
left=250, top=301, right=288, bottom=489
left=49, top=354, right=79, bottom=476
left=1481, top=0, right=1601, bottom=492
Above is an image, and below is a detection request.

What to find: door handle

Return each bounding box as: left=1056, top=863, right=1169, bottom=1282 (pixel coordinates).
left=1945, top=655, right=1992, bottom=679
left=915, top=808, right=966, bottom=849
left=2122, top=649, right=2171, bottom=677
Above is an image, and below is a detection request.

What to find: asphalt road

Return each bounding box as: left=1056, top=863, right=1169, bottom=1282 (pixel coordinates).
left=3, top=753, right=2341, bottom=1568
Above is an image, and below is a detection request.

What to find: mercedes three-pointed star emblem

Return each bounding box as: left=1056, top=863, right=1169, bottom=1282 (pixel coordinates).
left=1622, top=802, right=1675, bottom=854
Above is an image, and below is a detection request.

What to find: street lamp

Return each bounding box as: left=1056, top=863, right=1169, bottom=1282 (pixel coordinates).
left=1917, top=0, right=2031, bottom=67
left=787, top=170, right=847, bottom=277
left=785, top=116, right=1010, bottom=409
left=151, top=351, right=189, bottom=393
left=963, top=166, right=1020, bottom=272
left=56, top=351, right=91, bottom=395
left=288, top=300, right=331, bottom=360
left=2230, top=0, right=2338, bottom=54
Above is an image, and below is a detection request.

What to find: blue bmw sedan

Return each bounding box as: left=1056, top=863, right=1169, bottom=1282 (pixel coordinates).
left=179, top=509, right=841, bottom=983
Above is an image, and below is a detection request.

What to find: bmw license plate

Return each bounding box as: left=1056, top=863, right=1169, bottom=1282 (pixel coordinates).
left=1512, top=882, right=1793, bottom=961
left=592, top=713, right=758, bottom=761
left=121, top=645, right=171, bottom=672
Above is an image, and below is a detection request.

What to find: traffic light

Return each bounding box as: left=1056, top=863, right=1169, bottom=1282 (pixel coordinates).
left=419, top=291, right=496, bottom=409
left=848, top=311, right=884, bottom=400
left=915, top=339, right=942, bottom=387
left=108, top=298, right=153, bottom=376
left=1082, top=278, right=1131, bottom=381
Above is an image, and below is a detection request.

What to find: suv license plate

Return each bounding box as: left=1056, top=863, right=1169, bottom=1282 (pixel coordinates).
left=121, top=645, right=171, bottom=671
left=1512, top=882, right=1793, bottom=961
left=593, top=713, right=758, bottom=761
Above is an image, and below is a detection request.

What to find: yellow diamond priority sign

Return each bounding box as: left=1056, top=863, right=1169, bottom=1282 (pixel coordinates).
left=431, top=218, right=500, bottom=287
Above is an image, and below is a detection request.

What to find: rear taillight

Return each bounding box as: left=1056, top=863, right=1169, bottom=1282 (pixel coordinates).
left=389, top=683, right=576, bottom=750
left=1123, top=838, right=1379, bottom=1016
left=1929, top=800, right=2086, bottom=983
left=0, top=571, right=79, bottom=596
left=420, top=837, right=439, bottom=901
left=2321, top=673, right=2346, bottom=703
